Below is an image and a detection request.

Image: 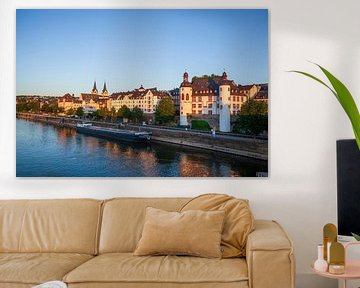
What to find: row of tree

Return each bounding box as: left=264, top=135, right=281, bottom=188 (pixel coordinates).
left=16, top=99, right=63, bottom=114
left=70, top=96, right=177, bottom=125
left=17, top=96, right=267, bottom=135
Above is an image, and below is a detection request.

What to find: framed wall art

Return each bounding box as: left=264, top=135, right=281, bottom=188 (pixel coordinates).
left=16, top=9, right=268, bottom=177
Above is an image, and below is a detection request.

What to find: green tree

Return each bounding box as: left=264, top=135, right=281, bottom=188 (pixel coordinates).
left=57, top=107, right=65, bottom=114
left=66, top=108, right=75, bottom=116
left=110, top=107, right=116, bottom=121
left=122, top=106, right=132, bottom=120
left=240, top=99, right=268, bottom=115
left=41, top=103, right=50, bottom=113
left=29, top=100, right=40, bottom=112
left=234, top=100, right=268, bottom=135
left=155, top=96, right=176, bottom=124
left=75, top=107, right=85, bottom=118
left=90, top=110, right=100, bottom=120
left=98, top=108, right=109, bottom=119
left=116, top=105, right=127, bottom=119
left=131, top=106, right=144, bottom=123
left=16, top=102, right=29, bottom=112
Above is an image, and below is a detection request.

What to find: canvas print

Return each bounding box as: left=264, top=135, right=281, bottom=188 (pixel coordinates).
left=16, top=9, right=268, bottom=177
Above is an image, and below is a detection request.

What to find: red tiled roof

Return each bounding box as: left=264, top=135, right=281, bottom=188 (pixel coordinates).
left=110, top=88, right=169, bottom=100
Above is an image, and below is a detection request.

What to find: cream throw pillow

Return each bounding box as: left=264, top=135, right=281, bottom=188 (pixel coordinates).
left=181, top=193, right=255, bottom=258
left=134, top=207, right=225, bottom=258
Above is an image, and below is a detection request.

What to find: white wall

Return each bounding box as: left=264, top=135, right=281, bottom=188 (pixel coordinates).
left=1, top=0, right=359, bottom=287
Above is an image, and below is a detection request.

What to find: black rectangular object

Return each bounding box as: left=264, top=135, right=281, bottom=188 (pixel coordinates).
left=337, top=139, right=360, bottom=236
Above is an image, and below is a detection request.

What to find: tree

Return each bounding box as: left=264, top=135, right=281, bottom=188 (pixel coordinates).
left=98, top=108, right=109, bottom=119
left=131, top=107, right=144, bottom=123
left=29, top=100, right=40, bottom=112
left=90, top=110, right=101, bottom=120
left=40, top=103, right=50, bottom=113
left=57, top=107, right=65, bottom=114
left=75, top=107, right=84, bottom=118
left=240, top=99, right=268, bottom=115
left=234, top=100, right=268, bottom=135
left=110, top=107, right=116, bottom=121
left=66, top=108, right=75, bottom=116
left=116, top=105, right=126, bottom=119
left=122, top=106, right=132, bottom=120
left=155, top=96, right=176, bottom=124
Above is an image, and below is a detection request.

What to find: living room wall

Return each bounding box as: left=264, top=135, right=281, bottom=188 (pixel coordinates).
left=1, top=0, right=359, bottom=287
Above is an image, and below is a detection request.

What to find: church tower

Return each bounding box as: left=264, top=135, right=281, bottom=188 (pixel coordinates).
left=102, top=82, right=108, bottom=97
left=219, top=71, right=231, bottom=132
left=91, top=81, right=98, bottom=95
left=179, top=71, right=192, bottom=126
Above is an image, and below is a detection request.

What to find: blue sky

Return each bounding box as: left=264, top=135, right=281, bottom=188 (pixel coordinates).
left=16, top=9, right=268, bottom=96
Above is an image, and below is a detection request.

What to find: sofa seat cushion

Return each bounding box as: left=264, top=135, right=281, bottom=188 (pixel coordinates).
left=64, top=253, right=248, bottom=286
left=0, top=253, right=93, bottom=285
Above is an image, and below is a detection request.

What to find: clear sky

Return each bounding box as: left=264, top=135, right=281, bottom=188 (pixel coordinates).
left=16, top=9, right=268, bottom=96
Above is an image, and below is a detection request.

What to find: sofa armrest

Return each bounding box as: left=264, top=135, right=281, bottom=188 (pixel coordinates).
left=246, top=220, right=295, bottom=288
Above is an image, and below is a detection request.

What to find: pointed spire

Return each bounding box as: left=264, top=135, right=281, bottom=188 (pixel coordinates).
left=183, top=70, right=189, bottom=82
left=92, top=80, right=98, bottom=94
left=101, top=81, right=108, bottom=96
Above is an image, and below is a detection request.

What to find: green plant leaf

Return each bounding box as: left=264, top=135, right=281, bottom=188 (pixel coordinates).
left=351, top=232, right=360, bottom=241
left=289, top=64, right=360, bottom=150
left=288, top=70, right=337, bottom=99
left=316, top=65, right=360, bottom=150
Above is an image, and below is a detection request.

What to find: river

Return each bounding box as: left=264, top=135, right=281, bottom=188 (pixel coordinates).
left=16, top=119, right=267, bottom=177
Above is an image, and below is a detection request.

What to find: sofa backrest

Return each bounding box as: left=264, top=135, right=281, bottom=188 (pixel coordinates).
left=99, top=197, right=190, bottom=253
left=0, top=199, right=102, bottom=254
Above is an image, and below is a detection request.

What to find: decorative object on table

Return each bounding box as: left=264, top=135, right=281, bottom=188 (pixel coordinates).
left=323, top=223, right=337, bottom=262
left=32, top=281, right=67, bottom=288
left=314, top=244, right=328, bottom=272
left=329, top=242, right=345, bottom=275
left=312, top=230, right=360, bottom=288
left=290, top=63, right=360, bottom=150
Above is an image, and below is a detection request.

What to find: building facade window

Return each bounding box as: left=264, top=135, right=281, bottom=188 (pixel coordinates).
left=186, top=93, right=189, bottom=101
left=181, top=93, right=184, bottom=100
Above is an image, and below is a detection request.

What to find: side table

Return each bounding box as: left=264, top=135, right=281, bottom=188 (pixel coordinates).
left=311, top=242, right=360, bottom=288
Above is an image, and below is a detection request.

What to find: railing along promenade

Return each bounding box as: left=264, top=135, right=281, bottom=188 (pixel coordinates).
left=16, top=112, right=268, bottom=160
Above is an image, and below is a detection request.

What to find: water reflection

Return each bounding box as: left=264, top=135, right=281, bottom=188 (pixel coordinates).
left=16, top=119, right=267, bottom=177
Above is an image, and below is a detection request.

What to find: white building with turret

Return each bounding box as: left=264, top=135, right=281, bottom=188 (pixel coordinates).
left=179, top=71, right=265, bottom=132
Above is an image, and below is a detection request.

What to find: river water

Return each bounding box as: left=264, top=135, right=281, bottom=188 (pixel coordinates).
left=16, top=119, right=267, bottom=177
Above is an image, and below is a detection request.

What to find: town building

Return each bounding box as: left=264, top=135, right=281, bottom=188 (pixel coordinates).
left=179, top=71, right=268, bottom=131
left=57, top=94, right=82, bottom=112
left=79, top=81, right=110, bottom=110
left=168, top=88, right=180, bottom=114
left=110, top=85, right=169, bottom=114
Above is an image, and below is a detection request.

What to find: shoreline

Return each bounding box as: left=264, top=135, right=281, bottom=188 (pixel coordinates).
left=16, top=113, right=268, bottom=161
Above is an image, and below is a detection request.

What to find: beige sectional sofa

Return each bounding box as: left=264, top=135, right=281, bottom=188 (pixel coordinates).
left=0, top=198, right=295, bottom=288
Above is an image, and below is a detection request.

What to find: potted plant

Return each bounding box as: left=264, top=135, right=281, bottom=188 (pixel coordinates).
left=291, top=63, right=360, bottom=240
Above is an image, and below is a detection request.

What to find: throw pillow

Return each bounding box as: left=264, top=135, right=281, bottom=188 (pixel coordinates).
left=134, top=207, right=225, bottom=258
left=181, top=193, right=254, bottom=258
